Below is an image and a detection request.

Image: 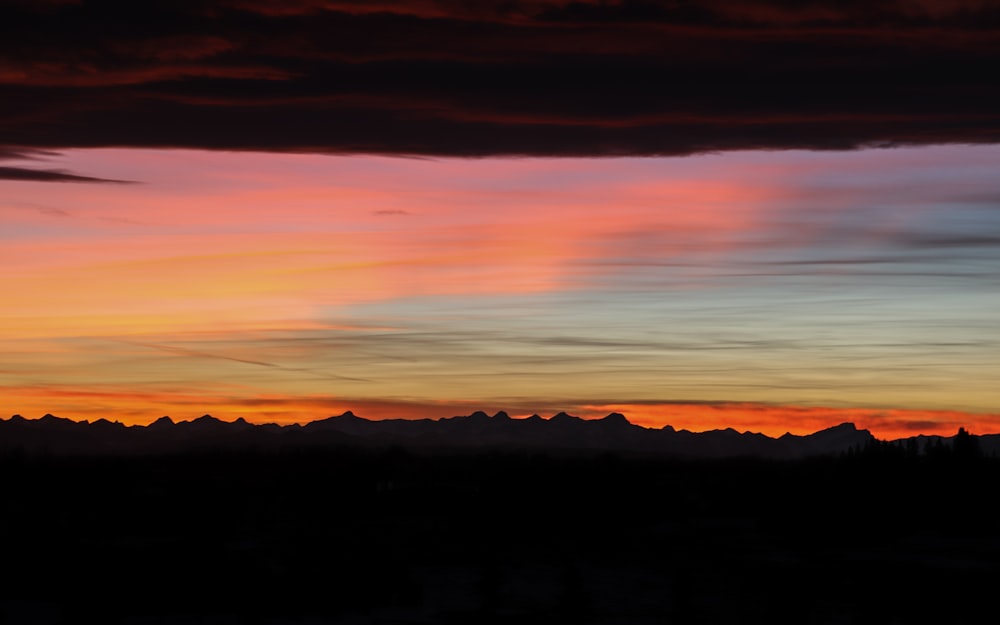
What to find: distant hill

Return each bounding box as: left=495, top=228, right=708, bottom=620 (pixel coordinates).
left=0, top=410, right=931, bottom=458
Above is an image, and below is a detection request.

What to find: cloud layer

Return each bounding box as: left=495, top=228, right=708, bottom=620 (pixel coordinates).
left=2, top=0, right=999, bottom=156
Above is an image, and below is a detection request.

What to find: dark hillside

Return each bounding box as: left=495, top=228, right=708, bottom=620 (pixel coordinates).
left=1, top=446, right=996, bottom=624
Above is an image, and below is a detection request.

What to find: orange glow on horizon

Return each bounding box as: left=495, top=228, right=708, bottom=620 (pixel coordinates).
left=3, top=385, right=995, bottom=440
left=583, top=403, right=1000, bottom=440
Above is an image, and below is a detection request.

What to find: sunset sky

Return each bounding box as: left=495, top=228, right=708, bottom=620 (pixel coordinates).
left=2, top=0, right=999, bottom=438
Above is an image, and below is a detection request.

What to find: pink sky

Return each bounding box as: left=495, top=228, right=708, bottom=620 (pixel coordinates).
left=2, top=146, right=999, bottom=437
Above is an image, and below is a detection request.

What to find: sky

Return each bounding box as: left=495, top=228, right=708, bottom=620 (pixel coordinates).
left=2, top=0, right=999, bottom=438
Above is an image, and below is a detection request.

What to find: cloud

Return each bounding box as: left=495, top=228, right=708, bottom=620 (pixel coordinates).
left=0, top=146, right=135, bottom=183
left=222, top=0, right=1000, bottom=25
left=0, top=147, right=60, bottom=160
left=893, top=233, right=1000, bottom=249
left=1, top=0, right=998, bottom=156
left=0, top=166, right=133, bottom=183
left=121, top=339, right=371, bottom=383
left=20, top=203, right=72, bottom=217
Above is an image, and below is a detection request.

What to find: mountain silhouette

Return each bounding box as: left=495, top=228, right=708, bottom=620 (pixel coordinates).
left=6, top=410, right=994, bottom=459
left=0, top=410, right=902, bottom=458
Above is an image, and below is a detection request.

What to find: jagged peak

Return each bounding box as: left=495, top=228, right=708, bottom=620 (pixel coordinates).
left=599, top=412, right=631, bottom=426
left=809, top=422, right=869, bottom=437
left=38, top=413, right=74, bottom=425
left=149, top=416, right=175, bottom=428
left=702, top=427, right=740, bottom=436
left=827, top=422, right=858, bottom=432
left=304, top=412, right=365, bottom=429
left=551, top=411, right=579, bottom=421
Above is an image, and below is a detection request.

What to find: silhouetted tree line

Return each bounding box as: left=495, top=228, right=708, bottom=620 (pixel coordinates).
left=844, top=427, right=986, bottom=464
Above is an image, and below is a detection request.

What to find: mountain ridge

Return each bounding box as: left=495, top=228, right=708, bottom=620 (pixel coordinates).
left=0, top=411, right=990, bottom=459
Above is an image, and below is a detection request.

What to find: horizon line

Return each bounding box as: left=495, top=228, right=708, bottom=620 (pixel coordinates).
left=2, top=410, right=985, bottom=441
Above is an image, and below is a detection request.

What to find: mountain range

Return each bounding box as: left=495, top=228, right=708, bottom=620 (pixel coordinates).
left=1, top=411, right=987, bottom=459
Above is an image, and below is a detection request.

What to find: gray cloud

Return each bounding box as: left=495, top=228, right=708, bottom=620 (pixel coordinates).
left=894, top=233, right=1000, bottom=249
left=122, top=340, right=371, bottom=383
left=1, top=1, right=999, bottom=156
left=0, top=165, right=134, bottom=184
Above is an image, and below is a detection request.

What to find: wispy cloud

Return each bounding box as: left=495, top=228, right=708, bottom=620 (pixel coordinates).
left=0, top=166, right=133, bottom=184
left=0, top=149, right=134, bottom=183
left=119, top=340, right=372, bottom=383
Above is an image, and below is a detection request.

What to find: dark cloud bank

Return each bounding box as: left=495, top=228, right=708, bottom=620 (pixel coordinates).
left=0, top=147, right=131, bottom=182
left=1, top=0, right=998, bottom=161
left=0, top=165, right=131, bottom=183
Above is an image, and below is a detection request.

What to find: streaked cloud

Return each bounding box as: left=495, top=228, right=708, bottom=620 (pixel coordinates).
left=2, top=1, right=999, bottom=157
left=0, top=149, right=134, bottom=183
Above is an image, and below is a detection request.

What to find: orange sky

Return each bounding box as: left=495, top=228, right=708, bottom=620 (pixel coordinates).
left=3, top=385, right=994, bottom=439
left=2, top=147, right=999, bottom=438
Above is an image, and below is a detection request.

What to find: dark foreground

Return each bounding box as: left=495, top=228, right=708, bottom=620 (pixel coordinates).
left=1, top=447, right=997, bottom=624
